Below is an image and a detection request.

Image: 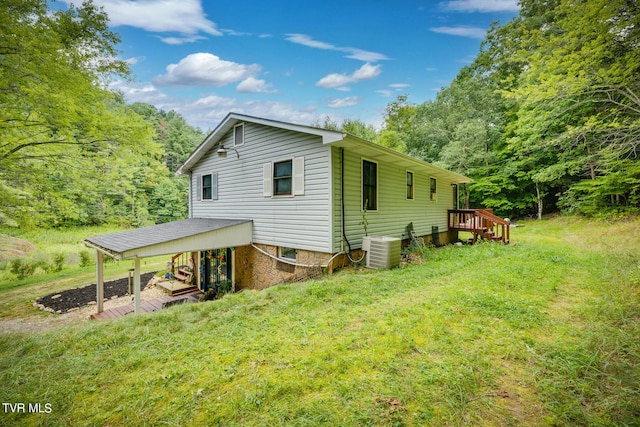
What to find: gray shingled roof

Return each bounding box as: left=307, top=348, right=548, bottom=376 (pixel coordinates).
left=84, top=218, right=251, bottom=256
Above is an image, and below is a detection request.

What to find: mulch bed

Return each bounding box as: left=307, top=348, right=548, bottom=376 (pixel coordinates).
left=35, top=272, right=157, bottom=314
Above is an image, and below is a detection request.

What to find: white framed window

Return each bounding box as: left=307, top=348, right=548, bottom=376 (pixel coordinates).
left=202, top=174, right=213, bottom=200
left=233, top=123, right=244, bottom=147
left=263, top=157, right=305, bottom=197
left=273, top=159, right=293, bottom=196
left=197, top=172, right=218, bottom=201
left=279, top=247, right=297, bottom=261
left=430, top=177, right=437, bottom=202
left=362, top=159, right=378, bottom=211
left=406, top=170, right=414, bottom=200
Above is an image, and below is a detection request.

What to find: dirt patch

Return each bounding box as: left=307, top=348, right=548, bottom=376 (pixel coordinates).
left=0, top=234, right=35, bottom=261
left=35, top=272, right=156, bottom=314
left=0, top=284, right=169, bottom=334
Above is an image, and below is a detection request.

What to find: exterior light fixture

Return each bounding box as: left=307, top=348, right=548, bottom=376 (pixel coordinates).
left=216, top=145, right=240, bottom=159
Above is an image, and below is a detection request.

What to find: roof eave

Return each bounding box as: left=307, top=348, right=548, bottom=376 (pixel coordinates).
left=176, top=112, right=346, bottom=174
left=327, top=135, right=472, bottom=184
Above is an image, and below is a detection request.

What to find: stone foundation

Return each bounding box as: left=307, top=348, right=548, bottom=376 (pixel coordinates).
left=233, top=229, right=457, bottom=291
left=234, top=244, right=345, bottom=291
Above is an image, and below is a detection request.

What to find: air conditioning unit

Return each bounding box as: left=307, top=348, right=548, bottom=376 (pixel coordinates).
left=362, top=236, right=401, bottom=269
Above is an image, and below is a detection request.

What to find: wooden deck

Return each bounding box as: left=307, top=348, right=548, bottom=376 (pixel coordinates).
left=448, top=209, right=510, bottom=244
left=90, top=290, right=201, bottom=320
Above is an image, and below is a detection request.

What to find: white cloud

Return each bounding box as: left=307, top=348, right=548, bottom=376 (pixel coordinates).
left=389, top=83, right=411, bottom=89
left=110, top=81, right=169, bottom=105
left=327, top=96, right=361, bottom=109
left=236, top=77, right=277, bottom=94
left=376, top=90, right=394, bottom=97
left=72, top=0, right=221, bottom=43
left=285, top=34, right=390, bottom=62
left=112, top=80, right=321, bottom=130
left=441, top=0, right=520, bottom=12
left=152, top=53, right=261, bottom=87
left=125, top=56, right=145, bottom=65
left=430, top=26, right=487, bottom=39
left=316, top=63, right=382, bottom=90
left=286, top=34, right=336, bottom=50
left=159, top=35, right=206, bottom=45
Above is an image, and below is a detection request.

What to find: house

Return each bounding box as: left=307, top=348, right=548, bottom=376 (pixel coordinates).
left=84, top=112, right=478, bottom=315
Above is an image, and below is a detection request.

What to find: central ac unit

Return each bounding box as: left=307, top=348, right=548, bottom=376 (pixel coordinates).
left=362, top=236, right=401, bottom=269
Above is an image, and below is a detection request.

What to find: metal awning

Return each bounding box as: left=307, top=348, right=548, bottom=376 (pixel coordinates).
left=83, top=218, right=253, bottom=260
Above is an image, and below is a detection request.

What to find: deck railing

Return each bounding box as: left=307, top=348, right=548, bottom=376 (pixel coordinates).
left=448, top=209, right=510, bottom=244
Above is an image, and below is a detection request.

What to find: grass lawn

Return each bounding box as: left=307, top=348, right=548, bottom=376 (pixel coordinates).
left=0, top=225, right=167, bottom=319
left=0, top=216, right=638, bottom=426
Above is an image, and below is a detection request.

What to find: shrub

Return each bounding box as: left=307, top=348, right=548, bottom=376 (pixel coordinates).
left=10, top=259, right=37, bottom=279
left=52, top=252, right=65, bottom=272
left=79, top=250, right=93, bottom=267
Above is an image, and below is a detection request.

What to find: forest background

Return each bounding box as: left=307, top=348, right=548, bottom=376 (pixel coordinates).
left=1, top=0, right=638, bottom=230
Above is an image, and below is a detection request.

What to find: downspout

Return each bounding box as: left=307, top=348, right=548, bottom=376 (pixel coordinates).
left=341, top=148, right=352, bottom=255
left=341, top=148, right=365, bottom=264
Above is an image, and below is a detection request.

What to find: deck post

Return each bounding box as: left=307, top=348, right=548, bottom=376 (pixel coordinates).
left=96, top=251, right=104, bottom=314
left=134, top=257, right=141, bottom=314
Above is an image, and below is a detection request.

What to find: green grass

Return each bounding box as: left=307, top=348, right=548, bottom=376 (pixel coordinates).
left=0, top=226, right=167, bottom=318
left=0, top=216, right=639, bottom=426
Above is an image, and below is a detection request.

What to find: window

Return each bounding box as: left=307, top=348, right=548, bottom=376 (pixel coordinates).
left=452, top=184, right=458, bottom=209
left=202, top=174, right=212, bottom=200
left=430, top=177, right=437, bottom=201
left=273, top=159, right=293, bottom=196
left=234, top=124, right=244, bottom=147
left=279, top=247, right=297, bottom=261
left=406, top=171, right=414, bottom=200
left=362, top=160, right=377, bottom=210
left=197, top=173, right=218, bottom=201
left=263, top=157, right=304, bottom=197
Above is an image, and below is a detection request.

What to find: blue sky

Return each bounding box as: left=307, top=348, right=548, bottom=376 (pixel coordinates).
left=62, top=0, right=519, bottom=131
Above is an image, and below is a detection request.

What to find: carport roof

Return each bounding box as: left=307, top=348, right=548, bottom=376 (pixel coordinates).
left=83, top=218, right=253, bottom=259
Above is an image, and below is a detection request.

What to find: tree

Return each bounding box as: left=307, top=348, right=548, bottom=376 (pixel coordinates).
left=506, top=0, right=640, bottom=215
left=0, top=0, right=161, bottom=226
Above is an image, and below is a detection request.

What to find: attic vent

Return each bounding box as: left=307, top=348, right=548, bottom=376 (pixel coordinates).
left=362, top=236, right=401, bottom=269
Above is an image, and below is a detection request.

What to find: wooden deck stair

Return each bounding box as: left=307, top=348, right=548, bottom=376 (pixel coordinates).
left=448, top=209, right=510, bottom=244
left=171, top=252, right=194, bottom=282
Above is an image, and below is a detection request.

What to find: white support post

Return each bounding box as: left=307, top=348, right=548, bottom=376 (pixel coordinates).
left=96, top=251, right=104, bottom=314
left=134, top=257, right=141, bottom=314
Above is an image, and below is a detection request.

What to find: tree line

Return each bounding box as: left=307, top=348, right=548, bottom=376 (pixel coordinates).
left=0, top=0, right=202, bottom=228
left=373, top=0, right=639, bottom=218
left=2, top=0, right=637, bottom=229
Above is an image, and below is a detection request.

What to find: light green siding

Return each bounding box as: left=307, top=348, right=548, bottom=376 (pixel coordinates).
left=331, top=146, right=456, bottom=252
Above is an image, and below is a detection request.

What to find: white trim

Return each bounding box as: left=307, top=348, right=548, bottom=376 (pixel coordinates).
left=406, top=170, right=414, bottom=201
left=177, top=113, right=345, bottom=174
left=429, top=176, right=438, bottom=202
left=233, top=123, right=244, bottom=147
left=201, top=173, right=213, bottom=201
left=273, top=158, right=294, bottom=197
left=278, top=246, right=297, bottom=262
left=361, top=158, right=379, bottom=212
left=133, top=257, right=141, bottom=314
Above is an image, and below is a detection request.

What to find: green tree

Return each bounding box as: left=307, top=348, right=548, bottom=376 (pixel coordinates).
left=504, top=0, right=640, bottom=215
left=0, top=0, right=162, bottom=227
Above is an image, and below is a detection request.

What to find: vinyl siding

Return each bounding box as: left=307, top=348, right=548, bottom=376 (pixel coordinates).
left=331, top=146, right=456, bottom=252
left=190, top=122, right=332, bottom=253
